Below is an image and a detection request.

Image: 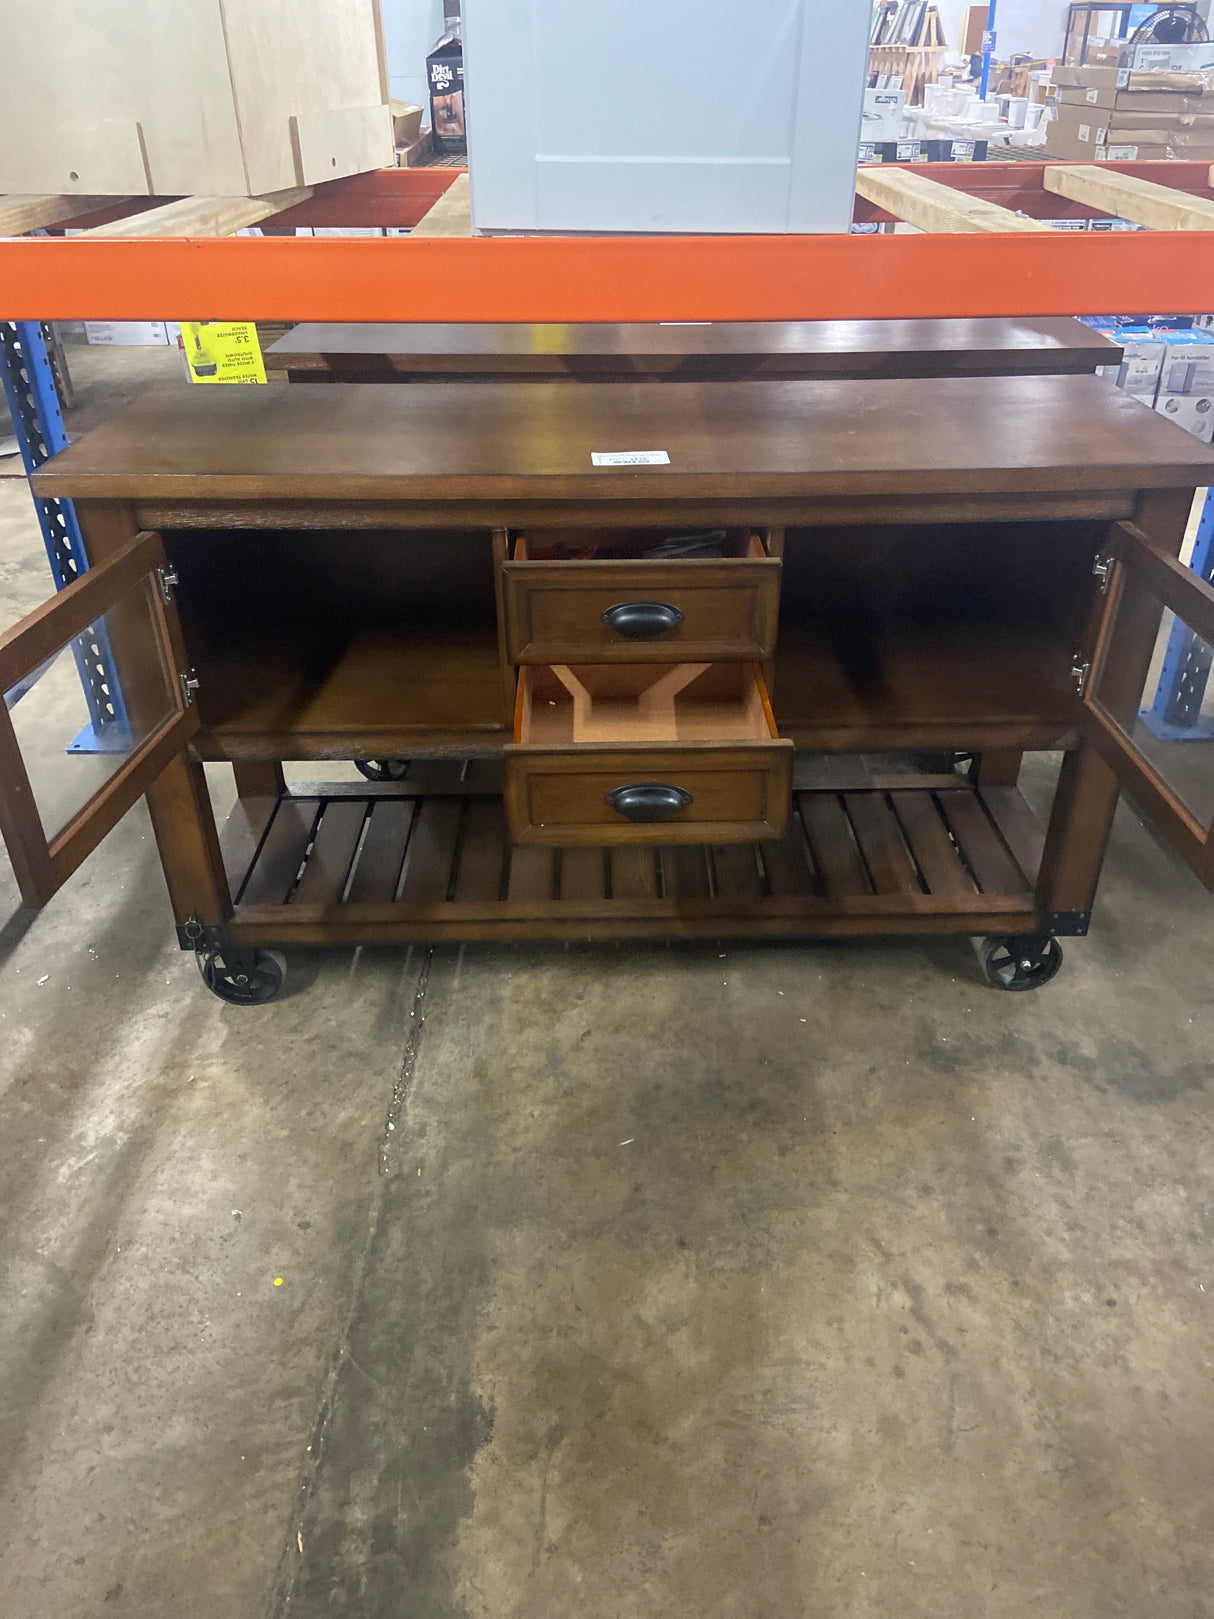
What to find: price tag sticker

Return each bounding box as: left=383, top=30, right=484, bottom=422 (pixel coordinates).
left=591, top=451, right=671, bottom=467
left=180, top=321, right=267, bottom=384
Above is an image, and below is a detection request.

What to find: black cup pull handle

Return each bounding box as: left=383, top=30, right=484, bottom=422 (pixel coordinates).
left=601, top=601, right=685, bottom=640
left=605, top=784, right=693, bottom=823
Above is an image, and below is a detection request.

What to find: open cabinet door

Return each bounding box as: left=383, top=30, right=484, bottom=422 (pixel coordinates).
left=0, top=531, right=199, bottom=910
left=1082, top=520, right=1214, bottom=892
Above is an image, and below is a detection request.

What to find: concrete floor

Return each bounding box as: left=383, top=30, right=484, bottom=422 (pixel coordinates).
left=1, top=349, right=1212, bottom=1619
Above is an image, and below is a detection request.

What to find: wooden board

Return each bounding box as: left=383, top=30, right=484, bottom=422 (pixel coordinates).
left=222, top=0, right=389, bottom=194
left=36, top=375, right=1214, bottom=507
left=411, top=174, right=472, bottom=238
left=1044, top=164, right=1214, bottom=231
left=266, top=318, right=1119, bottom=378
left=0, top=195, right=119, bottom=235
left=82, top=187, right=312, bottom=239
left=856, top=167, right=1056, bottom=233
left=0, top=0, right=388, bottom=199
left=0, top=119, right=152, bottom=197
left=290, top=107, right=394, bottom=188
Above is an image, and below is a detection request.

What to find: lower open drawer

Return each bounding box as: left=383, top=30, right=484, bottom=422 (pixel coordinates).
left=503, top=662, right=793, bottom=845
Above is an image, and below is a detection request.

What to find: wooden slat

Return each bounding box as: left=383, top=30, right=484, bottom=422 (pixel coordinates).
left=799, top=794, right=871, bottom=896
left=0, top=194, right=116, bottom=235
left=757, top=807, right=818, bottom=896
left=345, top=800, right=415, bottom=903
left=979, top=786, right=1045, bottom=885
left=856, top=168, right=1055, bottom=234
left=710, top=844, right=764, bottom=900
left=844, top=792, right=922, bottom=896
left=397, top=798, right=462, bottom=902
left=81, top=187, right=313, bottom=239
left=890, top=791, right=974, bottom=897
left=411, top=173, right=471, bottom=238
left=238, top=799, right=319, bottom=906
left=452, top=798, right=508, bottom=901
left=218, top=794, right=278, bottom=898
left=610, top=848, right=658, bottom=900
left=506, top=843, right=555, bottom=901
left=560, top=846, right=607, bottom=901
left=658, top=846, right=712, bottom=900
left=291, top=800, right=367, bottom=905
left=937, top=790, right=1028, bottom=895
left=1045, top=165, right=1214, bottom=232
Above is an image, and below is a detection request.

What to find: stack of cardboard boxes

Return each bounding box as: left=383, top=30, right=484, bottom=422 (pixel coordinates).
left=1090, top=322, right=1214, bottom=444
left=1045, top=64, right=1214, bottom=162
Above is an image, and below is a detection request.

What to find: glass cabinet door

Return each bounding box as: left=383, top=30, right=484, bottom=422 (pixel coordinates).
left=0, top=532, right=199, bottom=909
left=1083, top=519, right=1214, bottom=892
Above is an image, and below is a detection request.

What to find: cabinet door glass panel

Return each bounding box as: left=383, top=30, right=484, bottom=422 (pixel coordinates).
left=1090, top=584, right=1214, bottom=829
left=3, top=576, right=177, bottom=842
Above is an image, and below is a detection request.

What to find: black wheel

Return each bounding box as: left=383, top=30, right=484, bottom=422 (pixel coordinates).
left=980, top=935, right=1063, bottom=993
left=356, top=759, right=409, bottom=782
left=197, top=947, right=286, bottom=1005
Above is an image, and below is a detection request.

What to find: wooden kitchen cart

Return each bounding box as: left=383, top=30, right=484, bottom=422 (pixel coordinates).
left=264, top=318, right=1119, bottom=385
left=2, top=373, right=1213, bottom=1002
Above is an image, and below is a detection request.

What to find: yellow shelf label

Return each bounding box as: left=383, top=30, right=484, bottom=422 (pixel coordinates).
left=181, top=321, right=267, bottom=385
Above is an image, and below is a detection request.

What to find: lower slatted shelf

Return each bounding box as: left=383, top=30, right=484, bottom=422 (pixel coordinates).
left=224, top=765, right=1043, bottom=944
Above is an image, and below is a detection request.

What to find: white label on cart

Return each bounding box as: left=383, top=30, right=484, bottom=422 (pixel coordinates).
left=1086, top=87, right=1101, bottom=103
left=1078, top=122, right=1092, bottom=141
left=591, top=451, right=671, bottom=467
left=1117, top=68, right=1130, bottom=87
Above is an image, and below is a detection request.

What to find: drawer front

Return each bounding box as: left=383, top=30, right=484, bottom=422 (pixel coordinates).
left=504, top=742, right=793, bottom=846
left=502, top=557, right=781, bottom=664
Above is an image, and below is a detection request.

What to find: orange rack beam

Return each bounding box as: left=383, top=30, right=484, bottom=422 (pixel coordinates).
left=3, top=163, right=1214, bottom=322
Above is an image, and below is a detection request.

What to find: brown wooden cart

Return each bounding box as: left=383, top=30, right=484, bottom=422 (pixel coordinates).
left=1, top=372, right=1212, bottom=1001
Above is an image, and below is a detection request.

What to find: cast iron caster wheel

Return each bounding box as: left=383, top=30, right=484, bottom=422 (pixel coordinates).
left=356, top=759, right=409, bottom=782
left=197, top=947, right=286, bottom=1005
left=980, top=935, right=1063, bottom=993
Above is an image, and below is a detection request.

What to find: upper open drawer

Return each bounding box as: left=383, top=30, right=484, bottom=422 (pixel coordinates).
left=501, top=527, right=782, bottom=664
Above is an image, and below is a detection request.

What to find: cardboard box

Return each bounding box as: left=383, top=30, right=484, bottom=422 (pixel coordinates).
left=1129, top=42, right=1214, bottom=74
left=1098, top=330, right=1169, bottom=401
left=427, top=33, right=465, bottom=156
left=1159, top=331, right=1214, bottom=397
left=1043, top=118, right=1108, bottom=157
left=84, top=321, right=172, bottom=346
left=862, top=89, right=905, bottom=140
left=1157, top=391, right=1214, bottom=442
left=1102, top=141, right=1172, bottom=160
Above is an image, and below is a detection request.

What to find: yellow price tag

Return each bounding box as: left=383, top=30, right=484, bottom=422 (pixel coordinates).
left=181, top=321, right=267, bottom=385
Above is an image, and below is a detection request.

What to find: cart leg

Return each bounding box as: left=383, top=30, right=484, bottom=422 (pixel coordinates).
left=1034, top=741, right=1120, bottom=937
left=971, top=748, right=1022, bottom=788
left=233, top=761, right=286, bottom=799
left=144, top=755, right=232, bottom=933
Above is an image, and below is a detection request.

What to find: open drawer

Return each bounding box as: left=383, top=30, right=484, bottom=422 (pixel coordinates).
left=503, top=662, right=793, bottom=845
left=501, top=528, right=781, bottom=664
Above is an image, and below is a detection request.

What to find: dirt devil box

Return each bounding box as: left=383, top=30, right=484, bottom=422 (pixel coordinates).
left=427, top=34, right=465, bottom=155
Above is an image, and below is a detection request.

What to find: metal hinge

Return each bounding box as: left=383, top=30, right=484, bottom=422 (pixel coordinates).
left=157, top=565, right=179, bottom=604
left=1092, top=554, right=1113, bottom=593
left=1071, top=657, right=1091, bottom=697
left=180, top=668, right=201, bottom=706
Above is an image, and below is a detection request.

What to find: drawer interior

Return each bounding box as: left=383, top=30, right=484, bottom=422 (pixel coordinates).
left=513, top=528, right=766, bottom=562
left=517, top=663, right=775, bottom=745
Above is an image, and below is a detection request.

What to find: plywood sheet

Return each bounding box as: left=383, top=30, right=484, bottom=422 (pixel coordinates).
left=224, top=0, right=388, bottom=194
left=291, top=106, right=394, bottom=187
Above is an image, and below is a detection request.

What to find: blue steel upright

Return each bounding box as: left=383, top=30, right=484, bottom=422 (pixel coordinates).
left=1142, top=487, right=1214, bottom=742
left=0, top=319, right=129, bottom=750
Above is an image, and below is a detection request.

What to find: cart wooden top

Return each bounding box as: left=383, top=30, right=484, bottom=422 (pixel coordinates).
left=35, top=374, right=1214, bottom=505
left=266, top=318, right=1120, bottom=377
